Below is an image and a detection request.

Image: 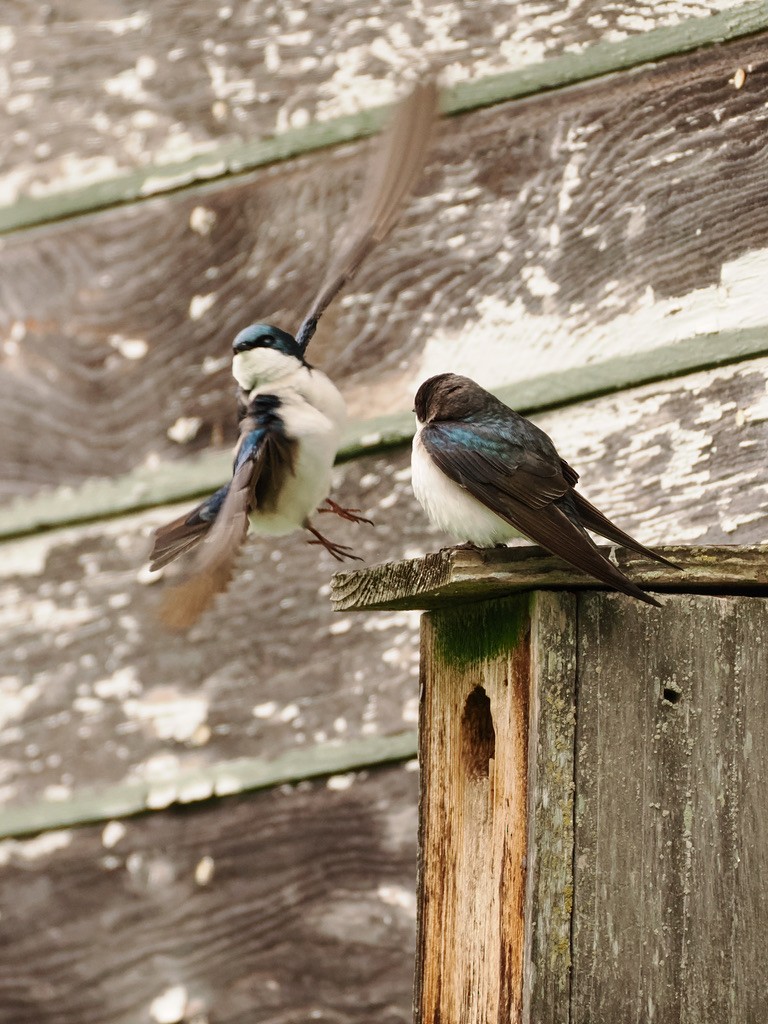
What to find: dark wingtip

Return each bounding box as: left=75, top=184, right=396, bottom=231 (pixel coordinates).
left=646, top=550, right=684, bottom=571
left=295, top=315, right=317, bottom=355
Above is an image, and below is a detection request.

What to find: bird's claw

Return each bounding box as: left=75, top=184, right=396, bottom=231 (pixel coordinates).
left=306, top=523, right=364, bottom=562
left=307, top=537, right=363, bottom=562
left=318, top=498, right=374, bottom=527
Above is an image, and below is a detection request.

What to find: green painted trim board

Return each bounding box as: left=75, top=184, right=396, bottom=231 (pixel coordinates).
left=0, top=732, right=418, bottom=839
left=2, top=2, right=767, bottom=234
left=0, top=325, right=764, bottom=542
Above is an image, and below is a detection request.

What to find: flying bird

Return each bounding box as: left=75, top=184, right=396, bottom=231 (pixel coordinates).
left=150, top=78, right=438, bottom=629
left=411, top=373, right=678, bottom=606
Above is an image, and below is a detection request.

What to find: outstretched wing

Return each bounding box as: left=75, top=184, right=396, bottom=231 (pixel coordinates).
left=296, top=77, right=438, bottom=353
left=421, top=421, right=660, bottom=605
left=156, top=421, right=296, bottom=630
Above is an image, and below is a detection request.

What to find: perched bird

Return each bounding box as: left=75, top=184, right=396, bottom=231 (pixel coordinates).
left=151, top=78, right=438, bottom=628
left=411, top=373, right=678, bottom=606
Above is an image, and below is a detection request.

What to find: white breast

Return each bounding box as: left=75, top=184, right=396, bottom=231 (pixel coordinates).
left=247, top=367, right=347, bottom=537
left=411, top=426, right=518, bottom=546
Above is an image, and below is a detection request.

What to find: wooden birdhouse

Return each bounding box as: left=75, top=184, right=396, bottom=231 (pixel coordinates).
left=332, top=545, right=768, bottom=1024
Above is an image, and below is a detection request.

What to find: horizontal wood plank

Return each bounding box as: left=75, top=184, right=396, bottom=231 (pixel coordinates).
left=0, top=763, right=419, bottom=1024
left=0, top=732, right=418, bottom=841
left=572, top=593, right=768, bottom=1022
left=0, top=2, right=760, bottom=222
left=1, top=322, right=766, bottom=540
left=332, top=546, right=768, bottom=612
left=3, top=34, right=768, bottom=497
left=3, top=355, right=768, bottom=819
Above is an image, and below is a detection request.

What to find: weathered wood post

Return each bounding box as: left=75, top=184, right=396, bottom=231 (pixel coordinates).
left=332, top=545, right=768, bottom=1024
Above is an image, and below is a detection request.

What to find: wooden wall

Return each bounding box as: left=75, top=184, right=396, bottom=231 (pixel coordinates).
left=2, top=3, right=768, bottom=1021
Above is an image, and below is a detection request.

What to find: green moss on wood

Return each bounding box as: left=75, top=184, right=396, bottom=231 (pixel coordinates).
left=430, top=593, right=531, bottom=668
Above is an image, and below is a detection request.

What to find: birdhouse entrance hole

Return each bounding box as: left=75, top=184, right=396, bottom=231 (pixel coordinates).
left=461, top=685, right=496, bottom=779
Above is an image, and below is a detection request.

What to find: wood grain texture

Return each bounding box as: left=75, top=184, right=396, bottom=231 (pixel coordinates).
left=572, top=593, right=768, bottom=1022
left=0, top=448, right=450, bottom=816
left=415, top=592, right=577, bottom=1023
left=0, top=763, right=419, bottom=1024
left=0, top=322, right=766, bottom=540
left=0, top=1, right=751, bottom=210
left=524, top=593, right=577, bottom=1023
left=332, top=545, right=768, bottom=612
left=417, top=596, right=533, bottom=1024
left=0, top=732, right=418, bottom=840
left=4, top=349, right=768, bottom=819
left=3, top=33, right=768, bottom=496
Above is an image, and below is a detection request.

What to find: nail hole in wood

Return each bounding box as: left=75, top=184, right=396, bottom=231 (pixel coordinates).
left=461, top=685, right=496, bottom=779
left=663, top=685, right=682, bottom=705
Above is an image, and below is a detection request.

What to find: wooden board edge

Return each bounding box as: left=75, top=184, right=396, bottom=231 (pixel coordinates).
left=331, top=545, right=768, bottom=611
left=523, top=592, right=578, bottom=1022
left=2, top=2, right=768, bottom=234
left=0, top=730, right=418, bottom=839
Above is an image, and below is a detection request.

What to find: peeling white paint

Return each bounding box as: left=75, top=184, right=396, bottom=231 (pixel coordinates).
left=150, top=985, right=188, bottom=1024
left=125, top=690, right=209, bottom=743
left=378, top=882, right=417, bottom=915
left=0, top=677, right=40, bottom=730
left=167, top=416, right=203, bottom=444
left=414, top=248, right=768, bottom=392
left=0, top=830, right=72, bottom=866
left=195, top=855, right=215, bottom=886
left=109, top=334, right=148, bottom=360
left=102, top=821, right=127, bottom=849
left=97, top=12, right=150, bottom=35
left=402, top=696, right=419, bottom=724
left=278, top=700, right=299, bottom=724
left=189, top=206, right=217, bottom=235
left=202, top=353, right=229, bottom=375
left=252, top=701, right=278, bottom=719
left=326, top=773, right=354, bottom=791
left=94, top=667, right=142, bottom=701
left=104, top=57, right=157, bottom=102
left=189, top=293, right=217, bottom=320
left=521, top=264, right=560, bottom=297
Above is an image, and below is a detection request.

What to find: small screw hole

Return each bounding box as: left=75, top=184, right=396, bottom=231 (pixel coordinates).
left=663, top=687, right=681, bottom=705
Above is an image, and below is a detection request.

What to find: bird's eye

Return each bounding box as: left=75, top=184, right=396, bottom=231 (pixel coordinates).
left=262, top=334, right=275, bottom=345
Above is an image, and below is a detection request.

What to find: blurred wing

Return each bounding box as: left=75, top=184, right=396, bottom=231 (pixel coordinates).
left=158, top=426, right=294, bottom=630
left=149, top=484, right=230, bottom=572
left=296, top=77, right=438, bottom=353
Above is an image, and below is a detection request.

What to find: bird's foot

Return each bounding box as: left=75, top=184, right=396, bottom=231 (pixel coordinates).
left=306, top=523, right=364, bottom=562
left=318, top=498, right=374, bottom=527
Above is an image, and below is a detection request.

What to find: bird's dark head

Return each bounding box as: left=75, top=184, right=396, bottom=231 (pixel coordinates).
left=231, top=323, right=308, bottom=390
left=414, top=373, right=488, bottom=424
left=232, top=323, right=303, bottom=360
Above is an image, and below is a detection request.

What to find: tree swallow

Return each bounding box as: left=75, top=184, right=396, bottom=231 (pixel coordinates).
left=150, top=78, right=438, bottom=628
left=411, top=373, right=678, bottom=606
